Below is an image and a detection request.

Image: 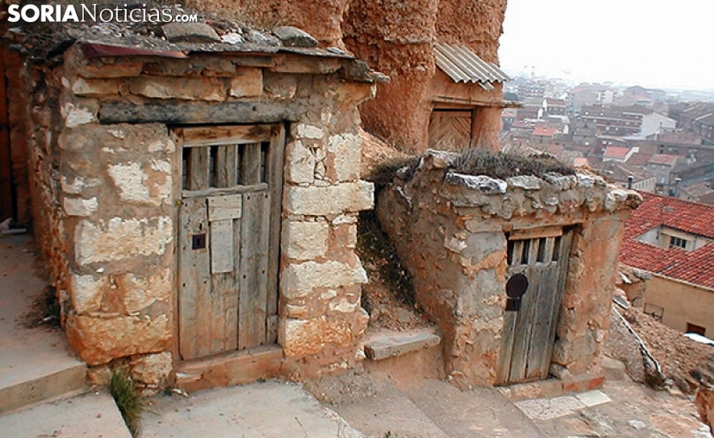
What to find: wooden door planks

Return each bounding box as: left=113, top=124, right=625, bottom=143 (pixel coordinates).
left=177, top=124, right=284, bottom=361
left=508, top=267, right=542, bottom=382
left=266, top=125, right=285, bottom=344
left=500, top=231, right=573, bottom=385
left=542, top=231, right=574, bottom=377
left=209, top=219, right=234, bottom=274
left=215, top=145, right=238, bottom=188
left=238, top=189, right=271, bottom=350
left=178, top=198, right=211, bottom=360
left=187, top=147, right=210, bottom=190
left=241, top=143, right=262, bottom=185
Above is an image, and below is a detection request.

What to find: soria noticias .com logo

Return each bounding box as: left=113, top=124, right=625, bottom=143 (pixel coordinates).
left=7, top=3, right=198, bottom=23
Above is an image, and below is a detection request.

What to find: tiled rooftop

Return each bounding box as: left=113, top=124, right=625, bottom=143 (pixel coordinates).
left=647, top=154, right=680, bottom=166
left=532, top=126, right=557, bottom=137
left=604, top=146, right=630, bottom=158
left=620, top=192, right=714, bottom=289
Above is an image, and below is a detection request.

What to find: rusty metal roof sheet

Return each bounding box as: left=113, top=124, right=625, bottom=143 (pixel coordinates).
left=434, top=43, right=510, bottom=91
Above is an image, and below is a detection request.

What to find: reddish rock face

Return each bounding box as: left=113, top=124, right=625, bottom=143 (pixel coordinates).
left=186, top=0, right=351, bottom=47
left=436, top=0, right=507, bottom=63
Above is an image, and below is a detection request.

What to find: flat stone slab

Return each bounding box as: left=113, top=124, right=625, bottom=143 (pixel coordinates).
left=0, top=391, right=131, bottom=437
left=402, top=379, right=545, bottom=437
left=273, top=26, right=318, bottom=48
left=0, top=235, right=88, bottom=413
left=515, top=389, right=612, bottom=421
left=364, top=330, right=441, bottom=361
left=515, top=395, right=586, bottom=420
left=332, top=378, right=450, bottom=438
left=162, top=22, right=220, bottom=43
left=142, top=380, right=362, bottom=437
left=575, top=389, right=612, bottom=407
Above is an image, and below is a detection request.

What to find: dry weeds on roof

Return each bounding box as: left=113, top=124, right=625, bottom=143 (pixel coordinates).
left=450, top=149, right=576, bottom=180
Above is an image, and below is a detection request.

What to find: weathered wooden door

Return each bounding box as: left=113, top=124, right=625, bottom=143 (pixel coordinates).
left=499, top=228, right=573, bottom=384
left=175, top=124, right=285, bottom=361
left=428, top=109, right=472, bottom=150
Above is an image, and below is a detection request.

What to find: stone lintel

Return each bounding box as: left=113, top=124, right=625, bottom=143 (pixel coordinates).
left=99, top=101, right=306, bottom=125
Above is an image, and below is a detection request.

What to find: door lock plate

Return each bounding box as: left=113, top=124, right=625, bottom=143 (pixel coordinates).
left=192, top=233, right=206, bottom=250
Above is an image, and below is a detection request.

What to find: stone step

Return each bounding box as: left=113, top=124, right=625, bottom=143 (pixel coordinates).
left=173, top=345, right=284, bottom=393
left=142, top=381, right=362, bottom=438
left=399, top=379, right=546, bottom=438
left=0, top=362, right=89, bottom=414
left=0, top=390, right=131, bottom=437
left=331, top=378, right=451, bottom=438
left=0, top=234, right=90, bottom=414
left=363, top=329, right=441, bottom=361
left=602, top=356, right=627, bottom=381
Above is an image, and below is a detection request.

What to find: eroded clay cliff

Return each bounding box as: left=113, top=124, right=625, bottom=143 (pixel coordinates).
left=186, top=0, right=509, bottom=152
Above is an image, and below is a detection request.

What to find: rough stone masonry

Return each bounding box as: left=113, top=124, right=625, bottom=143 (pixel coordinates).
left=8, top=26, right=384, bottom=390
left=378, top=150, right=642, bottom=389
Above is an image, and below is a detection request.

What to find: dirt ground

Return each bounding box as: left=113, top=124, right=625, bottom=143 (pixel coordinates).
left=357, top=130, right=429, bottom=332
left=533, top=380, right=712, bottom=438
left=621, top=306, right=712, bottom=392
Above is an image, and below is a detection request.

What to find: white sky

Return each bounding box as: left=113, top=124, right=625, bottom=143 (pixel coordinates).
left=499, top=0, right=714, bottom=91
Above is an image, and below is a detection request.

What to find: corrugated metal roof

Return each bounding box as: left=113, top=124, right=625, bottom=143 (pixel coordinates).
left=434, top=43, right=510, bottom=91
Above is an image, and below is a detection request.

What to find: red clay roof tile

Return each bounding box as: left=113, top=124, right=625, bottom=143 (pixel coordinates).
left=620, top=192, right=714, bottom=289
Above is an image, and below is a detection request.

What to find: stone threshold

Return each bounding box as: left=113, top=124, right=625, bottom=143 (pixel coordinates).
left=363, top=328, right=441, bottom=361
left=173, top=345, right=284, bottom=393
left=497, top=372, right=605, bottom=402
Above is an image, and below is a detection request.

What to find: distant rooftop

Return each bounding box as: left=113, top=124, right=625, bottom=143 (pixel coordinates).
left=532, top=126, right=557, bottom=137
left=621, top=192, right=714, bottom=289
left=650, top=130, right=703, bottom=145
left=604, top=146, right=630, bottom=159
left=647, top=154, right=680, bottom=166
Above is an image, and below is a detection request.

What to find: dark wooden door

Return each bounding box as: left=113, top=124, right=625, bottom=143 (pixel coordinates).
left=0, top=46, right=13, bottom=222
left=175, top=124, right=285, bottom=361
left=499, top=228, right=573, bottom=384
left=428, top=110, right=472, bottom=150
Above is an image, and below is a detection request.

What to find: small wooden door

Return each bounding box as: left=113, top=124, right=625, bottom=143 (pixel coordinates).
left=428, top=109, right=472, bottom=150
left=175, top=124, right=285, bottom=361
left=499, top=228, right=573, bottom=384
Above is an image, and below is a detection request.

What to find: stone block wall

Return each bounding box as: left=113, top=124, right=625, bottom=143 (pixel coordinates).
left=15, top=44, right=377, bottom=389
left=378, top=151, right=642, bottom=388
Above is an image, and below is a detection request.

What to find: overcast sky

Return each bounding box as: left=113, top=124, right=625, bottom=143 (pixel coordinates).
left=499, top=0, right=714, bottom=91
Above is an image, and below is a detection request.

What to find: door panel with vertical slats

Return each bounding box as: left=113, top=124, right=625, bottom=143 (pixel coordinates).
left=177, top=124, right=284, bottom=361
left=499, top=229, right=573, bottom=384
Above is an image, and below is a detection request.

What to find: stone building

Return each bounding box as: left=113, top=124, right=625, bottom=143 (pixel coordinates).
left=378, top=151, right=642, bottom=391
left=4, top=20, right=385, bottom=391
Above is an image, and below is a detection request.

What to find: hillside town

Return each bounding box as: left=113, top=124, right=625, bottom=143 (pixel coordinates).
left=501, top=78, right=714, bottom=203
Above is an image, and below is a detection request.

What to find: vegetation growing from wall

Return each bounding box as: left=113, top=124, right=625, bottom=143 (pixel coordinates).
left=110, top=369, right=145, bottom=437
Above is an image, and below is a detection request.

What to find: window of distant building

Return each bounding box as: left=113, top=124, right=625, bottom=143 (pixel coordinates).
left=686, top=323, right=706, bottom=336
left=669, top=236, right=688, bottom=250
